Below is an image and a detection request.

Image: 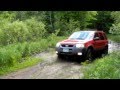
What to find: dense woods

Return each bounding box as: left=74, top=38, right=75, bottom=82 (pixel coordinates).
left=0, top=11, right=118, bottom=46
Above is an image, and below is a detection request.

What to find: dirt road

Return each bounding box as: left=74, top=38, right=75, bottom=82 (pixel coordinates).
left=0, top=40, right=120, bottom=79
left=0, top=50, right=83, bottom=79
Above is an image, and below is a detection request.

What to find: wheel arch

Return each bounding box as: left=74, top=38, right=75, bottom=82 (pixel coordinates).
left=86, top=45, right=94, bottom=51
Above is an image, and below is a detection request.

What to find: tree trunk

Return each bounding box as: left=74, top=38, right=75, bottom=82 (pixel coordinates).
left=49, top=11, right=54, bottom=32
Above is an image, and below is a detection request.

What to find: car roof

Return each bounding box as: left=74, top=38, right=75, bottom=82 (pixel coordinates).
left=75, top=31, right=95, bottom=33
left=75, top=30, right=104, bottom=33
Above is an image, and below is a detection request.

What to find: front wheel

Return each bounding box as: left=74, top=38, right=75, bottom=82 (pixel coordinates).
left=85, top=49, right=94, bottom=61
left=57, top=54, right=64, bottom=59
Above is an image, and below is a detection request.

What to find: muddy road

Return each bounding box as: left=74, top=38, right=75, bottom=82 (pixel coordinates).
left=0, top=51, right=83, bottom=79
left=0, top=40, right=120, bottom=79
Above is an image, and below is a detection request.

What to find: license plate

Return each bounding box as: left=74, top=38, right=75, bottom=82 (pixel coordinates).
left=63, top=48, right=69, bottom=52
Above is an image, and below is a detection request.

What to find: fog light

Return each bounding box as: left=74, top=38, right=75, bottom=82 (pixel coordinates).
left=78, top=52, right=82, bottom=55
left=56, top=51, right=58, bottom=54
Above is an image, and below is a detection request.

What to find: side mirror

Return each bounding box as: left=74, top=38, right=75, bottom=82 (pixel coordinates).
left=94, top=37, right=100, bottom=40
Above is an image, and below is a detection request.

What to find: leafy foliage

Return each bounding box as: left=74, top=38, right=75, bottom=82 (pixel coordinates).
left=110, top=11, right=120, bottom=35
left=0, top=17, right=46, bottom=45
left=109, top=23, right=120, bottom=34
left=0, top=35, right=65, bottom=67
left=83, top=52, right=120, bottom=79
left=111, top=11, right=120, bottom=24
left=44, top=11, right=97, bottom=35
left=107, top=34, right=120, bottom=42
left=88, top=11, right=114, bottom=33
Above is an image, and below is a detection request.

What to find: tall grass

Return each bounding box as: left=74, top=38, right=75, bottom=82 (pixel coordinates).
left=0, top=35, right=66, bottom=75
left=83, top=51, right=120, bottom=79
left=0, top=36, right=65, bottom=67
left=107, top=34, right=120, bottom=42
left=0, top=15, right=67, bottom=75
left=0, top=57, right=43, bottom=75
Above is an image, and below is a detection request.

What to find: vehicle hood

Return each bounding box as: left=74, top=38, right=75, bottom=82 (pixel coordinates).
left=60, top=39, right=87, bottom=45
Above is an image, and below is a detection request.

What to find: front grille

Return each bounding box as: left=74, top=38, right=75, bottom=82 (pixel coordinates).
left=60, top=48, right=73, bottom=52
left=61, top=44, right=74, bottom=47
left=60, top=52, right=73, bottom=54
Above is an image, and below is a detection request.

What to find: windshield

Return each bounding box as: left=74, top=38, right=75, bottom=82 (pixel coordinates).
left=69, top=31, right=90, bottom=40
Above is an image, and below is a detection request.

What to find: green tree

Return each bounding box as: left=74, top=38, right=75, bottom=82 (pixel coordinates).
left=111, top=11, right=120, bottom=24
left=88, top=11, right=114, bottom=33
left=50, top=11, right=97, bottom=35
left=109, top=11, right=120, bottom=34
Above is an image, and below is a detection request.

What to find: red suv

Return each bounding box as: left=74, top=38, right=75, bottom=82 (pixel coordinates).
left=55, top=30, right=108, bottom=61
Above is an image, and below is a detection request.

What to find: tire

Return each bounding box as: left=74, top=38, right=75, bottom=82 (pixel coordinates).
left=57, top=54, right=64, bottom=59
left=103, top=46, right=108, bottom=55
left=85, top=49, right=94, bottom=61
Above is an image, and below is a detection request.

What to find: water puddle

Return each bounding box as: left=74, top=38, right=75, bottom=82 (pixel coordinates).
left=108, top=40, right=120, bottom=53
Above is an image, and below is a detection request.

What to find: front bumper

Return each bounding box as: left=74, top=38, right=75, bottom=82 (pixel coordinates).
left=56, top=45, right=87, bottom=56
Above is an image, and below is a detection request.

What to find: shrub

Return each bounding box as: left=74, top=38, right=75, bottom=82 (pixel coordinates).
left=25, top=18, right=46, bottom=40
left=0, top=47, right=22, bottom=67
left=83, top=51, right=120, bottom=79
left=0, top=36, right=64, bottom=67
left=2, top=20, right=29, bottom=44
left=109, top=23, right=120, bottom=35
left=65, top=19, right=80, bottom=35
left=0, top=18, right=46, bottom=45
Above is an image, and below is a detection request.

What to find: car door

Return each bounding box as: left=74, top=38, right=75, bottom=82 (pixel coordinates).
left=93, top=32, right=102, bottom=50
left=98, top=32, right=106, bottom=49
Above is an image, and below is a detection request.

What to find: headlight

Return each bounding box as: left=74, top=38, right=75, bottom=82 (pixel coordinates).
left=56, top=43, right=60, bottom=47
left=76, top=44, right=84, bottom=48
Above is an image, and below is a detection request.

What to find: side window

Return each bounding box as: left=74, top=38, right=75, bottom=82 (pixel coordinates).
left=99, top=33, right=105, bottom=40
left=103, top=33, right=107, bottom=39
left=93, top=33, right=100, bottom=40
left=94, top=33, right=99, bottom=38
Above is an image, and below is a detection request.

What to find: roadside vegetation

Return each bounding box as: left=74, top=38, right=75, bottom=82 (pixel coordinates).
left=0, top=57, right=42, bottom=75
left=82, top=51, right=120, bottom=79
left=0, top=12, right=67, bottom=75
left=107, top=34, right=120, bottom=42
left=0, top=34, right=65, bottom=75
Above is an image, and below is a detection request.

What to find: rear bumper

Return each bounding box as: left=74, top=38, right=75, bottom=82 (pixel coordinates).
left=56, top=46, right=87, bottom=56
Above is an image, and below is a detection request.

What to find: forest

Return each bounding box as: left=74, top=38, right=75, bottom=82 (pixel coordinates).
left=0, top=11, right=120, bottom=79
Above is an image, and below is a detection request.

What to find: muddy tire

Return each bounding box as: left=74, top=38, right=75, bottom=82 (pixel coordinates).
left=57, top=54, right=64, bottom=59
left=85, top=49, right=94, bottom=61
left=103, top=46, right=108, bottom=55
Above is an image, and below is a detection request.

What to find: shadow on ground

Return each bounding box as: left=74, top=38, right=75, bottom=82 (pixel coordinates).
left=56, top=53, right=106, bottom=65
